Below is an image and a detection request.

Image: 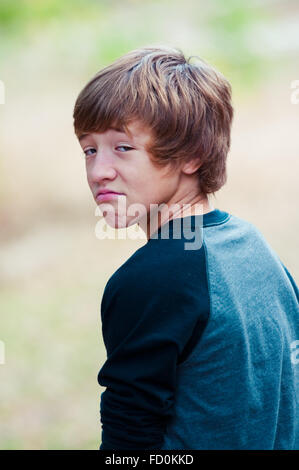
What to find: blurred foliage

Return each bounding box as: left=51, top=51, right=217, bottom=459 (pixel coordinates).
left=1, top=0, right=298, bottom=451
left=205, top=0, right=269, bottom=88
left=0, top=0, right=289, bottom=90
left=0, top=0, right=103, bottom=30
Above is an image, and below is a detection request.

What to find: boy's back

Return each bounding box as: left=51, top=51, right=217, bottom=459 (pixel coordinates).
left=98, top=208, right=299, bottom=449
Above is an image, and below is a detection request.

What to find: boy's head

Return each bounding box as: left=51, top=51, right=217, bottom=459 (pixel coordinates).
left=73, top=45, right=234, bottom=198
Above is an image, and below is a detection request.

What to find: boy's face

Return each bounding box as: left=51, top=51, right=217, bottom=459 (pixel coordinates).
left=78, top=120, right=182, bottom=232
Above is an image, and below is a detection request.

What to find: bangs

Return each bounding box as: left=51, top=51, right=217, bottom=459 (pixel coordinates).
left=73, top=47, right=186, bottom=140
left=73, top=55, right=150, bottom=139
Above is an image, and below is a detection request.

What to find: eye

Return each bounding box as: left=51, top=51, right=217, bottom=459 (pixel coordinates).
left=82, top=148, right=96, bottom=157
left=116, top=145, right=133, bottom=152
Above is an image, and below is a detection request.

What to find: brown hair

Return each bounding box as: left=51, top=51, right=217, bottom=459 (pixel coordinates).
left=73, top=45, right=234, bottom=196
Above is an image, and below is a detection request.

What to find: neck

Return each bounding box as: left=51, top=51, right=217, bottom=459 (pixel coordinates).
left=139, top=196, right=214, bottom=240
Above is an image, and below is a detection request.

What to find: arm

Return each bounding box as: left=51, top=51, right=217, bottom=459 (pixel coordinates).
left=97, top=270, right=205, bottom=450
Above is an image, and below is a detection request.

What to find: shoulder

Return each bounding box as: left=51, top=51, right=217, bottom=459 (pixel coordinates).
left=101, top=238, right=209, bottom=326
left=100, top=239, right=210, bottom=357
left=106, top=237, right=206, bottom=295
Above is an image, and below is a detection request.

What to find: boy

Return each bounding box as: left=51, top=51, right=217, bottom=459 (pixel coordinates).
left=73, top=46, right=299, bottom=449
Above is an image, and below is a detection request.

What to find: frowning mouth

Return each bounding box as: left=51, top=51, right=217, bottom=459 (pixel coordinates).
left=95, top=191, right=126, bottom=202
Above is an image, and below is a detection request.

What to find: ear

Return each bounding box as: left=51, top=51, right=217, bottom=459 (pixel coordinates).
left=182, top=159, right=202, bottom=175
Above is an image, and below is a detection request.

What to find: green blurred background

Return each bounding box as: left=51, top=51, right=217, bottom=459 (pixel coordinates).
left=0, top=0, right=298, bottom=449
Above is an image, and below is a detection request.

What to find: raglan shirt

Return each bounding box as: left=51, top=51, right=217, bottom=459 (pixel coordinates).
left=98, top=209, right=299, bottom=450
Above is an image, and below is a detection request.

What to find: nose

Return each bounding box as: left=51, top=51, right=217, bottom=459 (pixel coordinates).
left=87, top=149, right=117, bottom=184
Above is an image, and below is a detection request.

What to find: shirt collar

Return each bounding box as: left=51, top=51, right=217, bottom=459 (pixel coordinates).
left=148, top=208, right=231, bottom=241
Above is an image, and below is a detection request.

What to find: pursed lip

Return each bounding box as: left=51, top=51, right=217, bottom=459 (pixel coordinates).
left=95, top=189, right=125, bottom=198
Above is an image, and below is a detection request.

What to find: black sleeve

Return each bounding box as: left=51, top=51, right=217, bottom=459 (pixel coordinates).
left=97, top=266, right=208, bottom=450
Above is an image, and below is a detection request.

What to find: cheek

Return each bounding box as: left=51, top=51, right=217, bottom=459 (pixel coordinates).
left=127, top=162, right=176, bottom=207
left=127, top=175, right=152, bottom=200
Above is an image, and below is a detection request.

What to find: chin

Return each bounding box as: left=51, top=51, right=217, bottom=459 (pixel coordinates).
left=104, top=213, right=128, bottom=229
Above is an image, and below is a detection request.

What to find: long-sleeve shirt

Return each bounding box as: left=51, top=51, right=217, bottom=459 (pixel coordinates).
left=97, top=208, right=299, bottom=450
